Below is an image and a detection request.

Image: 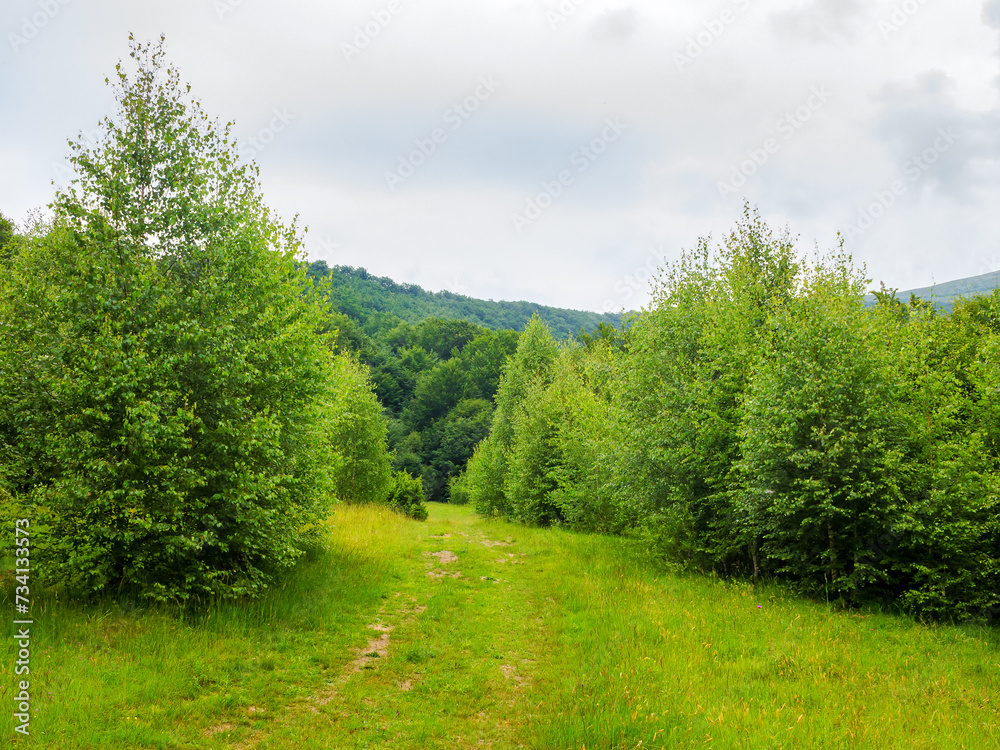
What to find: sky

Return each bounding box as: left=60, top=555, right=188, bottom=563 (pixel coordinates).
left=2, top=0, right=999, bottom=313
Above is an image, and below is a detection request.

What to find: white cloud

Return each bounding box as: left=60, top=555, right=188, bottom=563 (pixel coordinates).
left=768, top=0, right=866, bottom=44
left=1, top=0, right=999, bottom=310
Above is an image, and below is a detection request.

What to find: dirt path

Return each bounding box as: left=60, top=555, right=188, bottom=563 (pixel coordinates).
left=286, top=504, right=556, bottom=749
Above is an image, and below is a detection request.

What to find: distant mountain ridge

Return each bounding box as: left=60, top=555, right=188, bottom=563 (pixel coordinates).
left=866, top=270, right=1000, bottom=310
left=307, top=261, right=624, bottom=336
left=310, top=263, right=1000, bottom=329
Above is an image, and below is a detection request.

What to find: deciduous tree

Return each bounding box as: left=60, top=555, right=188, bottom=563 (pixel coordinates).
left=0, top=36, right=359, bottom=601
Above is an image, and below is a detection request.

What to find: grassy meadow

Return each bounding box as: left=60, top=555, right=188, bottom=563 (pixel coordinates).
left=3, top=502, right=1000, bottom=749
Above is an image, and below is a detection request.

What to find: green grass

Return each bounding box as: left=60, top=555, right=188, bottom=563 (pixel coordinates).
left=4, top=503, right=1000, bottom=748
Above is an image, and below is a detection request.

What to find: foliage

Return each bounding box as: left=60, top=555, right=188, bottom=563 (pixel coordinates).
left=386, top=469, right=428, bottom=521
left=883, top=293, right=1000, bottom=618
left=612, top=205, right=801, bottom=572
left=0, top=210, right=15, bottom=263
left=505, top=347, right=619, bottom=530
left=417, top=397, right=494, bottom=503
left=737, top=254, right=906, bottom=598
left=448, top=470, right=471, bottom=505
left=576, top=319, right=628, bottom=351
left=468, top=315, right=558, bottom=519
left=504, top=370, right=562, bottom=526
left=465, top=205, right=1000, bottom=619
left=327, top=354, right=393, bottom=505
left=327, top=314, right=518, bottom=503
left=0, top=37, right=367, bottom=603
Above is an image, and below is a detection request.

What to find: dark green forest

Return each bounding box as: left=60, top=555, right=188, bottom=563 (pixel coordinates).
left=333, top=311, right=521, bottom=504
left=298, top=262, right=631, bottom=504
left=304, top=260, right=623, bottom=336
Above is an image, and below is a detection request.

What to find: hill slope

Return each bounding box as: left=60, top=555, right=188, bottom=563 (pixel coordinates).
left=307, top=261, right=624, bottom=336
left=899, top=269, right=1000, bottom=309
left=310, top=262, right=1000, bottom=328
left=867, top=269, right=1000, bottom=310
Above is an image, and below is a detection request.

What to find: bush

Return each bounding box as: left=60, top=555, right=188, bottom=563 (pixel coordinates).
left=448, top=472, right=471, bottom=505
left=387, top=470, right=428, bottom=521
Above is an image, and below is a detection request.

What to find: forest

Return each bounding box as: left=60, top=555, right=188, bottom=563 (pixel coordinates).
left=304, top=260, right=623, bottom=336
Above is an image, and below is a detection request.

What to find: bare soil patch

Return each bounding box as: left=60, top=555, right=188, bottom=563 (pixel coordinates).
left=480, top=539, right=514, bottom=548
left=424, top=550, right=458, bottom=564
left=427, top=569, right=463, bottom=579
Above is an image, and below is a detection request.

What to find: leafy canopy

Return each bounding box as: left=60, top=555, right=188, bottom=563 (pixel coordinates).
left=0, top=36, right=367, bottom=602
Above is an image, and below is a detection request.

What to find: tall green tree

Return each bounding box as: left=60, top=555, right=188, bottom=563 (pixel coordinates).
left=0, top=36, right=350, bottom=602
left=455, top=328, right=520, bottom=401
left=467, top=315, right=557, bottom=517
left=616, top=205, right=800, bottom=572
left=327, top=355, right=392, bottom=505
left=409, top=398, right=491, bottom=502
left=503, top=346, right=618, bottom=529
left=737, top=254, right=905, bottom=597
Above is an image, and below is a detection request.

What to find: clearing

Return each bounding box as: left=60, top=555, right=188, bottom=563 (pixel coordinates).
left=4, top=503, right=1000, bottom=748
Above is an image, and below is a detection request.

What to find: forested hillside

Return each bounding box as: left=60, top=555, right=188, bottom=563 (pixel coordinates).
left=304, top=260, right=623, bottom=337
left=297, top=263, right=628, bottom=505
left=294, top=262, right=632, bottom=505
left=328, top=313, right=521, bottom=504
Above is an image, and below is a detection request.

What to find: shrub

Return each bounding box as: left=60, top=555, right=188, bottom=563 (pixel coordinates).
left=448, top=472, right=471, bottom=505
left=387, top=470, right=428, bottom=521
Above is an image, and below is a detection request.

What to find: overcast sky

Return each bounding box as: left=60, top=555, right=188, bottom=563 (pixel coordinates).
left=2, top=0, right=999, bottom=312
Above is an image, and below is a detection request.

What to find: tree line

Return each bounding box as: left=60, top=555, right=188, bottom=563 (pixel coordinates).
left=465, top=206, right=1000, bottom=620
